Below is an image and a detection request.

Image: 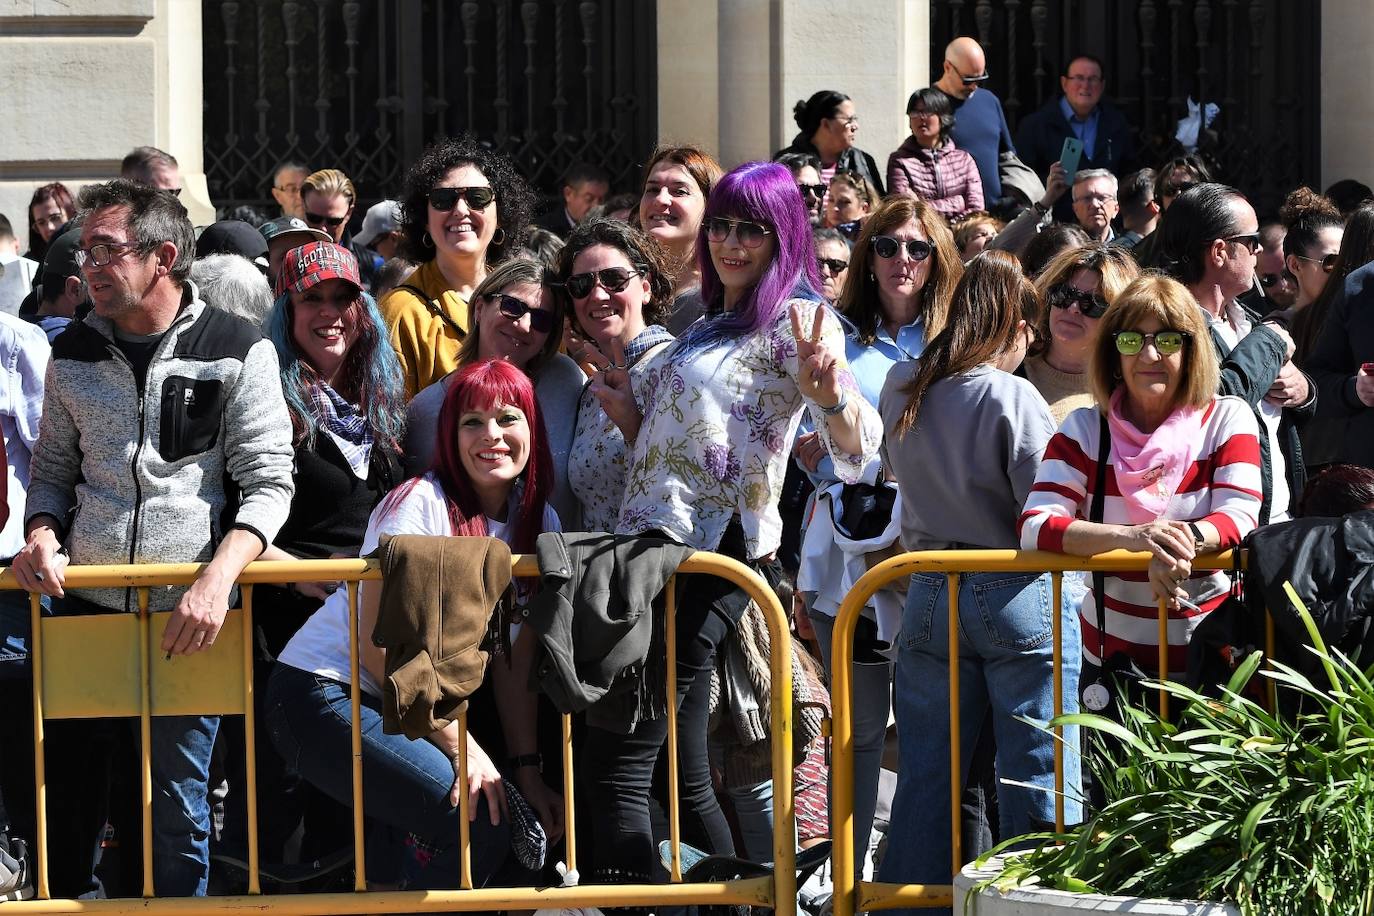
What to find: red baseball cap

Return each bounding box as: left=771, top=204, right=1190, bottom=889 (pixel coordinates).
left=276, top=241, right=362, bottom=298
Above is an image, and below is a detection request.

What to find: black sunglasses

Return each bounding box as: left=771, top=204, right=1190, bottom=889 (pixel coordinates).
left=870, top=236, right=933, bottom=261
left=1049, top=283, right=1110, bottom=319
left=1259, top=272, right=1283, bottom=289
left=797, top=183, right=826, bottom=200
left=304, top=211, right=347, bottom=230
left=490, top=293, right=556, bottom=334
left=704, top=216, right=774, bottom=249
left=1223, top=233, right=1262, bottom=255
left=428, top=186, right=496, bottom=211
left=565, top=266, right=640, bottom=299
left=946, top=60, right=990, bottom=85
left=817, top=257, right=849, bottom=276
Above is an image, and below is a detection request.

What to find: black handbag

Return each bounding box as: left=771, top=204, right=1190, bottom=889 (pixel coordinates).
left=834, top=478, right=897, bottom=542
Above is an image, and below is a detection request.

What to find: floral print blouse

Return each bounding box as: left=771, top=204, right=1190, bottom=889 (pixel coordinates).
left=568, top=326, right=674, bottom=532
left=616, top=298, right=882, bottom=559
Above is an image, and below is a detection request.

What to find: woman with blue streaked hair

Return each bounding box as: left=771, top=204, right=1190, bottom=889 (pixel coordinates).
left=217, top=240, right=407, bottom=866
left=582, top=160, right=883, bottom=882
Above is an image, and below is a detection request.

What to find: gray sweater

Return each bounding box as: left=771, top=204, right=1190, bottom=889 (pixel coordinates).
left=27, top=283, right=295, bottom=611
left=879, top=363, right=1055, bottom=550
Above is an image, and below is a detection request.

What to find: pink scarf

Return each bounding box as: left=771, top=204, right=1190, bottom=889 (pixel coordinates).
left=1105, top=388, right=1206, bottom=523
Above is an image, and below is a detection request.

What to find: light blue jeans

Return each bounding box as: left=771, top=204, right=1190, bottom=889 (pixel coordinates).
left=878, top=571, right=1081, bottom=915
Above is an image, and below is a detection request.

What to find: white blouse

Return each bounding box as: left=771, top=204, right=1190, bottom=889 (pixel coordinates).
left=616, top=299, right=882, bottom=559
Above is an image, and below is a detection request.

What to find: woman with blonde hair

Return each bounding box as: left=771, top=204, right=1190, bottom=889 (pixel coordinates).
left=1024, top=243, right=1141, bottom=424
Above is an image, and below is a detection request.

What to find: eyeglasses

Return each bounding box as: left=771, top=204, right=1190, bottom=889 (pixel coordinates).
left=74, top=241, right=143, bottom=269
left=910, top=108, right=940, bottom=120
left=870, top=236, right=933, bottom=261
left=273, top=183, right=301, bottom=194
left=1113, top=329, right=1190, bottom=356
left=428, top=186, right=496, bottom=211
left=1074, top=192, right=1117, bottom=205
left=565, top=266, right=640, bottom=299
left=1223, top=233, right=1262, bottom=255
left=832, top=115, right=860, bottom=129
left=704, top=216, right=774, bottom=249
left=1064, top=74, right=1104, bottom=86
left=945, top=61, right=990, bottom=85
left=797, top=183, right=826, bottom=200
left=1049, top=284, right=1110, bottom=319
left=1295, top=253, right=1339, bottom=273
left=304, top=211, right=348, bottom=230
left=490, top=293, right=556, bottom=334
left=817, top=257, right=849, bottom=276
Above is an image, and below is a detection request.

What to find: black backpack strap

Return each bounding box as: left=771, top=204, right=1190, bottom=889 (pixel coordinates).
left=396, top=283, right=466, bottom=339
left=1090, top=412, right=1110, bottom=652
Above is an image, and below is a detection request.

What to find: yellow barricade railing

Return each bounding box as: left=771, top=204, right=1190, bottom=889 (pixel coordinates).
left=0, top=553, right=796, bottom=916
left=829, top=548, right=1262, bottom=915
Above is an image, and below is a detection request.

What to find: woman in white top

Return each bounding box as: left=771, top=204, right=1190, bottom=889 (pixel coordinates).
left=582, top=161, right=882, bottom=883
left=266, top=359, right=562, bottom=889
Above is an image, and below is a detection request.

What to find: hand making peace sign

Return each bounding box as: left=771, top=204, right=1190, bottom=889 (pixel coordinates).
left=589, top=336, right=643, bottom=442
left=790, top=302, right=845, bottom=411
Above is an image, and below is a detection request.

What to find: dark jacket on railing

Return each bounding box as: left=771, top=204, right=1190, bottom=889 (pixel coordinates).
left=525, top=531, right=693, bottom=734
left=370, top=533, right=512, bottom=740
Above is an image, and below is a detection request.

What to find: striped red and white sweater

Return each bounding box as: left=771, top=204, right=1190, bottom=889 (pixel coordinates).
left=1018, top=397, right=1263, bottom=678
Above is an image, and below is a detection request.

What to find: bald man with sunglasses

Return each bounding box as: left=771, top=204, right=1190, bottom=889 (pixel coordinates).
left=932, top=37, right=1017, bottom=205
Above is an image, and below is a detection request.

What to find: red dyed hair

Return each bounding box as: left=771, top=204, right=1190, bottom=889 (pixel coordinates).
left=388, top=360, right=554, bottom=554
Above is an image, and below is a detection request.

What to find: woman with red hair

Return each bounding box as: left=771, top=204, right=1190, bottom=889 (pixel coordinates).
left=266, top=359, right=562, bottom=889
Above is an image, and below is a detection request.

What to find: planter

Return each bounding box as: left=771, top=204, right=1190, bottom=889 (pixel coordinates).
left=955, top=856, right=1241, bottom=915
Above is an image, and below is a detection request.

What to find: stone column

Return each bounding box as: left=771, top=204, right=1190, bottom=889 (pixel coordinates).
left=1320, top=0, right=1374, bottom=190
left=0, top=0, right=212, bottom=244
left=657, top=0, right=929, bottom=171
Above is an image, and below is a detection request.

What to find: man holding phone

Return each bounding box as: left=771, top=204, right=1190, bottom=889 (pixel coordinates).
left=1016, top=54, right=1136, bottom=221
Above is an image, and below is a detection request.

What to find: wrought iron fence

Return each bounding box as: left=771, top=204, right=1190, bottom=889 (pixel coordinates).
left=202, top=0, right=657, bottom=216
left=928, top=0, right=1320, bottom=217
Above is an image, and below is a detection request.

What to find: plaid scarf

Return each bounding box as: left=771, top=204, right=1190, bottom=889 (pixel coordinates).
left=309, top=381, right=373, bottom=477
left=624, top=324, right=674, bottom=366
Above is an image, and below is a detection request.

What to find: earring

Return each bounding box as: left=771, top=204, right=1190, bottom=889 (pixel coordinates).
left=422, top=231, right=435, bottom=249
left=492, top=227, right=506, bottom=247
left=1112, top=368, right=1123, bottom=380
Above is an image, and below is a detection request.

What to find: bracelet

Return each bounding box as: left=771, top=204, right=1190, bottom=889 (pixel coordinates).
left=818, top=393, right=848, bottom=416
left=1031, top=200, right=1049, bottom=217
left=1187, top=521, right=1205, bottom=550
left=508, top=752, right=542, bottom=772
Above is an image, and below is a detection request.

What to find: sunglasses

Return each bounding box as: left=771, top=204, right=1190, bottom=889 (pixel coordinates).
left=1049, top=284, right=1110, bottom=319
left=304, top=211, right=348, bottom=230
left=428, top=186, right=496, bottom=211
left=870, top=236, right=933, bottom=261
left=490, top=293, right=556, bottom=334
left=704, top=216, right=774, bottom=249
left=1162, top=180, right=1196, bottom=199
left=1295, top=252, right=1339, bottom=273
left=946, top=61, right=990, bottom=85
left=1223, top=233, right=1262, bottom=255
left=817, top=257, right=849, bottom=276
left=1113, top=329, right=1190, bottom=356
left=565, top=266, right=640, bottom=299
left=1259, top=272, right=1283, bottom=289
left=797, top=183, right=827, bottom=200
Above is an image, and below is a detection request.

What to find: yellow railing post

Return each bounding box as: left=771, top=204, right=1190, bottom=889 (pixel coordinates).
left=28, top=589, right=49, bottom=900
left=138, top=586, right=154, bottom=899
left=946, top=573, right=962, bottom=878
left=1051, top=571, right=1065, bottom=832
left=242, top=584, right=261, bottom=895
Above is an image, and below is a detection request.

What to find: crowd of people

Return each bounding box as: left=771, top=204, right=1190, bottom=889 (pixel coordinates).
left=1, top=32, right=1374, bottom=915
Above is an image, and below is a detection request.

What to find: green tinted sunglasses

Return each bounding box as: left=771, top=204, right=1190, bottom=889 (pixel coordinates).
left=1113, top=329, right=1190, bottom=356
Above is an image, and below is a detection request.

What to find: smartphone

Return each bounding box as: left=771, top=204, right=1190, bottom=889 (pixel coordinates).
left=1059, top=137, right=1084, bottom=182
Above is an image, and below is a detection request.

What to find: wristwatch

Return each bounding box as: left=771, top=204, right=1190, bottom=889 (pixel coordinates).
left=1187, top=521, right=1206, bottom=550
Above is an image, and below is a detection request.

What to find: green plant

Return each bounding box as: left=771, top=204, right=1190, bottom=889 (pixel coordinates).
left=974, top=586, right=1374, bottom=916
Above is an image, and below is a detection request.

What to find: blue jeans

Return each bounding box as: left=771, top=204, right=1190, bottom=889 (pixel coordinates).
left=264, top=663, right=510, bottom=890
left=808, top=610, right=891, bottom=879
left=878, top=572, right=1081, bottom=915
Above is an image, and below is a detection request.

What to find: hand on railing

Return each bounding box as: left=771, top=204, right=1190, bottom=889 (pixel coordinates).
left=1125, top=519, right=1197, bottom=611
left=10, top=522, right=69, bottom=597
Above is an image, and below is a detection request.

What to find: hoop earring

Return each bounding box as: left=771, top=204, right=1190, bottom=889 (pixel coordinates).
left=422, top=231, right=435, bottom=249
left=1112, top=368, right=1123, bottom=380
left=492, top=227, right=506, bottom=247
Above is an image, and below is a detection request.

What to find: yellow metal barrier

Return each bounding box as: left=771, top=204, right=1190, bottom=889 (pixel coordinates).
left=0, top=552, right=796, bottom=915
left=828, top=548, right=1253, bottom=915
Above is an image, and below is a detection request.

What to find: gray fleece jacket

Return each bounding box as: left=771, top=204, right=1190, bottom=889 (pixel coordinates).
left=26, top=282, right=295, bottom=611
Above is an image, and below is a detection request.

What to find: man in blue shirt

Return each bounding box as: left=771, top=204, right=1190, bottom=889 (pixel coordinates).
left=932, top=37, right=1016, bottom=206
left=1016, top=54, right=1136, bottom=221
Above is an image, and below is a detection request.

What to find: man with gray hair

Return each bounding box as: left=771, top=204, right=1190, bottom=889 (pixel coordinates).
left=190, top=254, right=274, bottom=326
left=1070, top=168, right=1119, bottom=243
left=121, top=146, right=182, bottom=195
left=10, top=179, right=294, bottom=897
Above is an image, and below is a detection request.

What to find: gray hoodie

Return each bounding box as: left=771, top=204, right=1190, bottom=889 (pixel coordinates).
left=26, top=282, right=295, bottom=611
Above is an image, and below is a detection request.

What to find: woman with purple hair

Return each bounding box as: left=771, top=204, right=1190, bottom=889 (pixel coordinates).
left=581, top=161, right=882, bottom=881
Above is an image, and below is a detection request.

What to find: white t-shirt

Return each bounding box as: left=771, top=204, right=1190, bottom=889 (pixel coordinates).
left=277, top=471, right=559, bottom=698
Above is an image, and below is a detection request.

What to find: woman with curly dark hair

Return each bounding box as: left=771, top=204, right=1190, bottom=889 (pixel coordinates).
left=553, top=218, right=675, bottom=531
left=379, top=135, right=536, bottom=398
